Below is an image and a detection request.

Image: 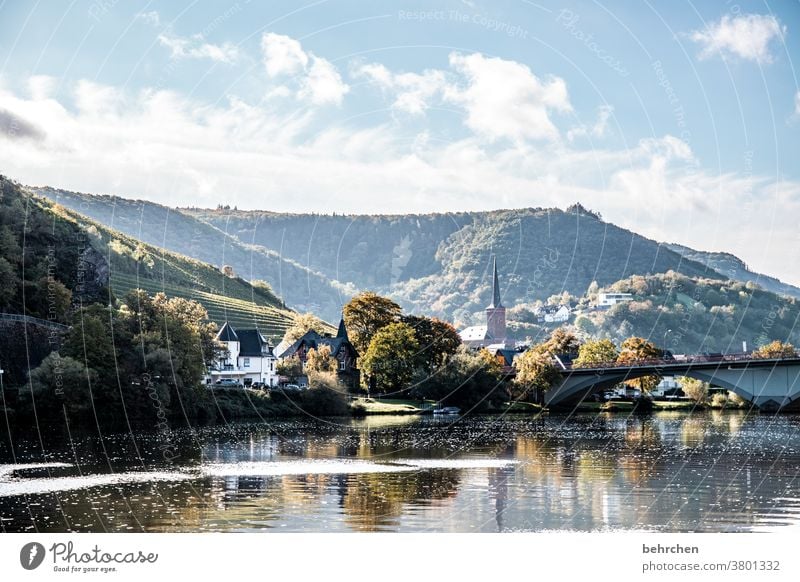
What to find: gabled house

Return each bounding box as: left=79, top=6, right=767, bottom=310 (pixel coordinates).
left=534, top=304, right=571, bottom=324
left=277, top=318, right=360, bottom=389
left=207, top=322, right=278, bottom=387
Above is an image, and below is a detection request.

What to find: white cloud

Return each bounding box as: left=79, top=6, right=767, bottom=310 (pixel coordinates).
left=261, top=33, right=308, bottom=76
left=354, top=63, right=449, bottom=115
left=690, top=14, right=786, bottom=64
left=157, top=32, right=239, bottom=64
left=261, top=33, right=348, bottom=106
left=567, top=105, right=613, bottom=142
left=445, top=52, right=571, bottom=142
left=28, top=75, right=57, bottom=100
left=2, top=76, right=798, bottom=287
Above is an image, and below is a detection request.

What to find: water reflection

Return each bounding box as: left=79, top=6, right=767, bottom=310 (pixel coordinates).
left=2, top=412, right=800, bottom=532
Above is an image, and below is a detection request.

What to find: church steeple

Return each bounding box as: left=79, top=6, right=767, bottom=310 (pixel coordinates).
left=485, top=255, right=507, bottom=344
left=489, top=255, right=503, bottom=308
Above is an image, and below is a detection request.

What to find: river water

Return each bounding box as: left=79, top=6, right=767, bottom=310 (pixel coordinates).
left=2, top=412, right=800, bottom=532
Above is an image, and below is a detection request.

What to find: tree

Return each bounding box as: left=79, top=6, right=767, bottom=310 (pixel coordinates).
left=617, top=336, right=662, bottom=393
left=0, top=257, right=18, bottom=307
left=574, top=339, right=618, bottom=368
left=360, top=322, right=419, bottom=394
left=282, top=313, right=328, bottom=345
left=306, top=345, right=337, bottom=374
left=29, top=353, right=99, bottom=418
left=410, top=346, right=506, bottom=411
left=277, top=356, right=303, bottom=382
left=402, top=315, right=461, bottom=372
left=512, top=349, right=561, bottom=403
left=678, top=377, right=708, bottom=403
left=753, top=340, right=795, bottom=359
left=343, top=292, right=402, bottom=355
left=532, top=328, right=580, bottom=358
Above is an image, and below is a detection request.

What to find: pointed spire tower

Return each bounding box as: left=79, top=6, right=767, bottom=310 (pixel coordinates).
left=485, top=255, right=507, bottom=344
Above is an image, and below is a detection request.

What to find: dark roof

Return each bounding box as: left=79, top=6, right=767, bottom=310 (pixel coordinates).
left=488, top=255, right=503, bottom=309
left=216, top=322, right=239, bottom=342
left=336, top=318, right=349, bottom=339
left=281, top=329, right=356, bottom=359
left=237, top=329, right=272, bottom=357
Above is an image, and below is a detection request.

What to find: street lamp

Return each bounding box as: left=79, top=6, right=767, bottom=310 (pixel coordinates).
left=663, top=329, right=672, bottom=354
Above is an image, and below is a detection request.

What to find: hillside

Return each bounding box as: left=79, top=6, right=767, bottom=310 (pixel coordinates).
left=666, top=243, right=800, bottom=300
left=34, top=187, right=351, bottom=322
left=3, top=177, right=298, bottom=340
left=565, top=272, right=800, bottom=354
left=189, top=204, right=721, bottom=327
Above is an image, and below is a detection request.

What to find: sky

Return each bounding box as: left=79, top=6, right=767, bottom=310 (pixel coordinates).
left=0, top=0, right=799, bottom=285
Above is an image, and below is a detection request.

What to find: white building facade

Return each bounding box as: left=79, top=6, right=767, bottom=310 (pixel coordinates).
left=598, top=292, right=633, bottom=308
left=207, top=322, right=278, bottom=387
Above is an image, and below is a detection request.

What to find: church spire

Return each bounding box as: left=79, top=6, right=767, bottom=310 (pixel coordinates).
left=489, top=255, right=502, bottom=308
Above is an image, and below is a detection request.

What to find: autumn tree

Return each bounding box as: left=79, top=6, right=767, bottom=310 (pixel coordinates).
left=360, top=322, right=419, bottom=394
left=343, top=292, right=402, bottom=355
left=617, top=336, right=662, bottom=393
left=678, top=377, right=708, bottom=403
left=574, top=339, right=618, bottom=368
left=512, top=349, right=561, bottom=403
left=306, top=345, right=337, bottom=374
left=532, top=328, right=580, bottom=359
left=752, top=340, right=796, bottom=359
left=277, top=356, right=303, bottom=382
left=282, top=313, right=328, bottom=345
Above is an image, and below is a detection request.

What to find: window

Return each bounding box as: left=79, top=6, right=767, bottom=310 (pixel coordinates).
left=243, top=358, right=250, bottom=368
left=339, top=359, right=346, bottom=371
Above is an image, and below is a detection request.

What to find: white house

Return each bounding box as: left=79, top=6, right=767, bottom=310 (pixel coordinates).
left=534, top=304, right=571, bottom=323
left=598, top=292, right=633, bottom=307
left=207, top=322, right=278, bottom=387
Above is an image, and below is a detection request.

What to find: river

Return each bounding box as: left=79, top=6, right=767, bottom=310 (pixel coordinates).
left=2, top=412, right=800, bottom=532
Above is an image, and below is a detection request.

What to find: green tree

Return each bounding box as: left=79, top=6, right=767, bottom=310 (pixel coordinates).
left=343, top=292, right=402, bottom=355
left=0, top=257, right=18, bottom=307
left=574, top=339, right=618, bottom=367
left=402, top=315, right=461, bottom=372
left=753, top=340, right=796, bottom=359
left=410, top=346, right=506, bottom=411
left=29, top=353, right=99, bottom=418
left=360, top=322, right=419, bottom=394
left=282, top=312, right=328, bottom=345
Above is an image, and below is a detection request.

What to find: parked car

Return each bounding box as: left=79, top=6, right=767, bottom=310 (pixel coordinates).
left=215, top=378, right=241, bottom=387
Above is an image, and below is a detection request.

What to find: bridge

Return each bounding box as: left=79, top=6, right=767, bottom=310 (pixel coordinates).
left=546, top=354, right=800, bottom=412
left=0, top=312, right=69, bottom=331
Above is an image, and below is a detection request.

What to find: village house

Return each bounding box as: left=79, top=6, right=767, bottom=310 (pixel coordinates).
left=597, top=292, right=633, bottom=308
left=276, top=319, right=360, bottom=389
left=206, top=322, right=278, bottom=387
left=533, top=304, right=571, bottom=324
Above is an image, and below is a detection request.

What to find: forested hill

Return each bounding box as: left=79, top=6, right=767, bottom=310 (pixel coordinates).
left=3, top=178, right=297, bottom=339
left=187, top=204, right=722, bottom=326
left=666, top=243, right=800, bottom=300
left=34, top=187, right=350, bottom=321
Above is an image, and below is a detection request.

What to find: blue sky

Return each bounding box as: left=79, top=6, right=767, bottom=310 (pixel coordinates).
left=1, top=0, right=799, bottom=284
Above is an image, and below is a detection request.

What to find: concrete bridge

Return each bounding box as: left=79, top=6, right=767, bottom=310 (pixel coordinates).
left=546, top=355, right=800, bottom=412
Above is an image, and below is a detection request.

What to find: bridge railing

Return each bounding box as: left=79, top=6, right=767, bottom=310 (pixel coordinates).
left=562, top=351, right=800, bottom=371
